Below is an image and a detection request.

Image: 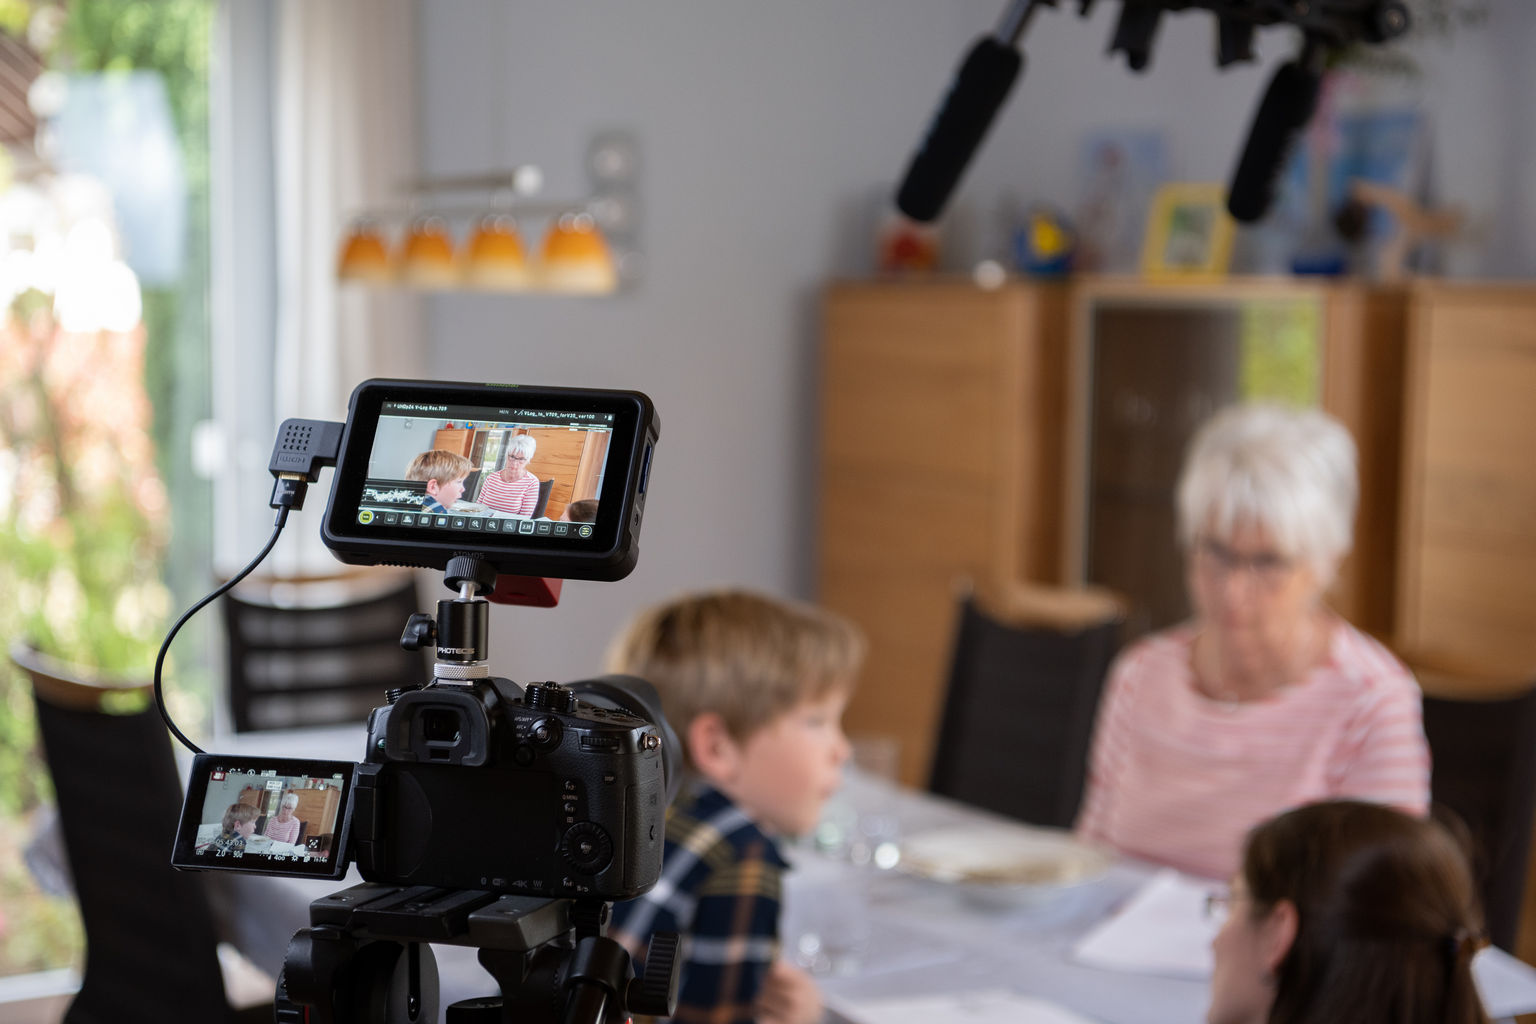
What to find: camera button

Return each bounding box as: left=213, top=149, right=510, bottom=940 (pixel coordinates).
left=513, top=744, right=536, bottom=767
left=530, top=717, right=563, bottom=751
left=561, top=822, right=613, bottom=874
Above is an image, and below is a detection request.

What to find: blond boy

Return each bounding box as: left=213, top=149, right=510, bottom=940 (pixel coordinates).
left=405, top=449, right=472, bottom=514
left=605, top=589, right=864, bottom=1024
left=211, top=802, right=259, bottom=854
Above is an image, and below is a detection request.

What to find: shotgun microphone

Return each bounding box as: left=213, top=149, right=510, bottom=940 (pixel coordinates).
left=894, top=0, right=1044, bottom=223
left=1226, top=57, right=1324, bottom=223
left=894, top=36, right=1023, bottom=223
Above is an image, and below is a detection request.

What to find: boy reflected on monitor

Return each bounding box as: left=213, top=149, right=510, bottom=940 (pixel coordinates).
left=405, top=449, right=472, bottom=514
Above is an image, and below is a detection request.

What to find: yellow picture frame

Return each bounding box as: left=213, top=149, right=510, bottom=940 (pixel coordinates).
left=1140, top=183, right=1236, bottom=278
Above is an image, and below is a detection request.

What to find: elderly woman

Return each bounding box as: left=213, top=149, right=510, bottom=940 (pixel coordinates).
left=477, top=434, right=540, bottom=516
left=1075, top=403, right=1429, bottom=881
left=263, top=792, right=302, bottom=845
left=1207, top=800, right=1486, bottom=1024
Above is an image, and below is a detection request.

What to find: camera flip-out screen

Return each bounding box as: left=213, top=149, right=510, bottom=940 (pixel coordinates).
left=321, top=379, right=658, bottom=580
left=171, top=755, right=355, bottom=880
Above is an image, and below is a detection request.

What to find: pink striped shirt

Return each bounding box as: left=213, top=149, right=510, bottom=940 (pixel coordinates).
left=1075, top=620, right=1430, bottom=881
left=264, top=814, right=301, bottom=845
left=478, top=470, right=539, bottom=516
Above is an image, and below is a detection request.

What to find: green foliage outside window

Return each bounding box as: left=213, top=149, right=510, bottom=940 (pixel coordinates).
left=0, top=0, right=212, bottom=978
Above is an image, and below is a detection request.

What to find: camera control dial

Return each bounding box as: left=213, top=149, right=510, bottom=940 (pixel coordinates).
left=560, top=821, right=614, bottom=874
left=525, top=681, right=575, bottom=713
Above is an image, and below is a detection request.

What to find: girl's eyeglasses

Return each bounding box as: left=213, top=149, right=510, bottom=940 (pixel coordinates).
left=1205, top=886, right=1234, bottom=920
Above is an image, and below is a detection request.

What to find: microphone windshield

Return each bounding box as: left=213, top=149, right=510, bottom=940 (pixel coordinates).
left=1227, top=60, right=1323, bottom=223
left=895, top=37, right=1022, bottom=223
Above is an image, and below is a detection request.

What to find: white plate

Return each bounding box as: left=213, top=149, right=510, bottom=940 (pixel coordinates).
left=898, top=824, right=1112, bottom=893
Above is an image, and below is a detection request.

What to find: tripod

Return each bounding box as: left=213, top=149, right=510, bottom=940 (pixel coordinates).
left=275, top=878, right=679, bottom=1023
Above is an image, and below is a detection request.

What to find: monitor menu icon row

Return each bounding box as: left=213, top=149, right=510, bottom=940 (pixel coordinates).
left=356, top=508, right=593, bottom=538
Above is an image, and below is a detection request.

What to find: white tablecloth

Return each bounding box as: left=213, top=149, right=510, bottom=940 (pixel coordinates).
left=797, top=771, right=1536, bottom=1024
left=191, top=822, right=306, bottom=860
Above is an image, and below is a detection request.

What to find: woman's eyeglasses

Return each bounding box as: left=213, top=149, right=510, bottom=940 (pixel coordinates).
left=1193, top=538, right=1296, bottom=587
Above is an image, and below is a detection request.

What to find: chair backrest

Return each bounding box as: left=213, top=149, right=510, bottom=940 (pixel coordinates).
left=928, top=584, right=1123, bottom=829
left=221, top=571, right=431, bottom=732
left=532, top=476, right=553, bottom=519
left=1420, top=684, right=1536, bottom=951
left=12, top=643, right=235, bottom=1024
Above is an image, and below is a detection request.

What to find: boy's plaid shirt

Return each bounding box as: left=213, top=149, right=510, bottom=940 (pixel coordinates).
left=609, top=780, right=789, bottom=1024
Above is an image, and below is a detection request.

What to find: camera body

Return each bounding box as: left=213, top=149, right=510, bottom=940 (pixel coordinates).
left=353, top=675, right=666, bottom=899
left=173, top=673, right=672, bottom=901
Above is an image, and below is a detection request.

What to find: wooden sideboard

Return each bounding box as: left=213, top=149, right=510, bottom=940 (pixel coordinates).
left=818, top=279, right=1070, bottom=787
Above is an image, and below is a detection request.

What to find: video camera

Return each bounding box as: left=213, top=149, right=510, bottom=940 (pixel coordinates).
left=164, top=379, right=681, bottom=1023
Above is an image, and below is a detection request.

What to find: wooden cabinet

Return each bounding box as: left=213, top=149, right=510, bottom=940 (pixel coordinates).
left=291, top=786, right=341, bottom=838
left=818, top=279, right=1069, bottom=785
left=1395, top=283, right=1536, bottom=676
left=818, top=276, right=1407, bottom=786
left=433, top=427, right=473, bottom=455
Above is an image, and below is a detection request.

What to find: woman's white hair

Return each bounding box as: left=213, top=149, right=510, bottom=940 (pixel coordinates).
left=280, top=792, right=299, bottom=808
left=1176, top=403, right=1358, bottom=580
left=508, top=434, right=537, bottom=459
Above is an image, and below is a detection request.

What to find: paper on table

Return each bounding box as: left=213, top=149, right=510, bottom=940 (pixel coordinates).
left=1070, top=868, right=1218, bottom=978
left=1069, top=870, right=1536, bottom=1018
left=830, top=988, right=1098, bottom=1024
left=1473, top=946, right=1536, bottom=1019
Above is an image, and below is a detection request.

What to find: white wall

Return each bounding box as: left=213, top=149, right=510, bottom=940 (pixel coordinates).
left=415, top=0, right=1533, bottom=684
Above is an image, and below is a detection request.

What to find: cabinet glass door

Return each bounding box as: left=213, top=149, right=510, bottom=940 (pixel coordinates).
left=1080, top=295, right=1322, bottom=639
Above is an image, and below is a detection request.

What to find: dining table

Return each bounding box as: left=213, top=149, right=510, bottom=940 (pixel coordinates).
left=190, top=823, right=307, bottom=860
left=200, top=723, right=1536, bottom=1023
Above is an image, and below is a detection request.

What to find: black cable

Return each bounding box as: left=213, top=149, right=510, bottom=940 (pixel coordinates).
left=154, top=506, right=290, bottom=754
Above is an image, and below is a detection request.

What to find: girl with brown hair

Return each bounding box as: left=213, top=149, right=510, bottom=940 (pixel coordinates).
left=1208, top=799, right=1488, bottom=1024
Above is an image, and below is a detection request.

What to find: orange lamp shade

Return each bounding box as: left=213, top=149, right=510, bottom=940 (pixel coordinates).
left=539, top=213, right=618, bottom=294
left=463, top=215, right=531, bottom=290
left=398, top=216, right=459, bottom=288
left=336, top=221, right=393, bottom=283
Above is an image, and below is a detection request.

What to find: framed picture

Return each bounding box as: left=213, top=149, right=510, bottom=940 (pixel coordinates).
left=1073, top=128, right=1167, bottom=273
left=1140, top=183, right=1235, bottom=278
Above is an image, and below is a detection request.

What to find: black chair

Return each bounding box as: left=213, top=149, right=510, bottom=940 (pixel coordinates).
left=1416, top=660, right=1536, bottom=952
left=531, top=476, right=553, bottom=519
left=12, top=643, right=269, bottom=1024
left=221, top=570, right=431, bottom=732
left=928, top=583, right=1124, bottom=829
